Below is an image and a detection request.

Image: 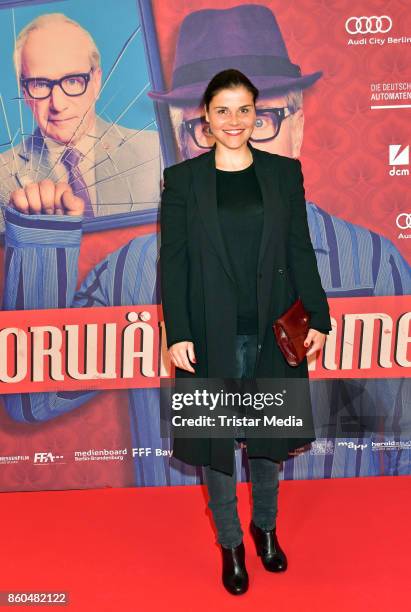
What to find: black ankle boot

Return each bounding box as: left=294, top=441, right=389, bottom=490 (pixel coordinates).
left=250, top=521, right=288, bottom=572
left=221, top=541, right=249, bottom=595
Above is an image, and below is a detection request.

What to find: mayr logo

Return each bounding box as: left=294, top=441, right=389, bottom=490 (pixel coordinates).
left=389, top=144, right=409, bottom=176
left=337, top=441, right=368, bottom=451
left=34, top=452, right=64, bottom=463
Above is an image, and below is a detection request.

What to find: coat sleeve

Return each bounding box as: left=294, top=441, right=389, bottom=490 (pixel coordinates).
left=160, top=164, right=194, bottom=349
left=2, top=208, right=158, bottom=422
left=1, top=207, right=97, bottom=422
left=286, top=158, right=332, bottom=333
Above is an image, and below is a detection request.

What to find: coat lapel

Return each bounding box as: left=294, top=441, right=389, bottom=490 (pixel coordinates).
left=251, top=144, right=282, bottom=274
left=191, top=141, right=282, bottom=284
left=191, top=144, right=234, bottom=283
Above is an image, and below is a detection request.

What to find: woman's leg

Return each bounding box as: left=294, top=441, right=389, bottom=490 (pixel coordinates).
left=202, top=335, right=249, bottom=549
left=242, top=334, right=280, bottom=531
left=248, top=457, right=280, bottom=531
left=203, top=463, right=243, bottom=548
left=204, top=334, right=279, bottom=548
left=248, top=457, right=287, bottom=572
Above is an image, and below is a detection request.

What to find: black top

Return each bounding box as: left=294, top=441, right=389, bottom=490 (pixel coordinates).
left=216, top=161, right=263, bottom=334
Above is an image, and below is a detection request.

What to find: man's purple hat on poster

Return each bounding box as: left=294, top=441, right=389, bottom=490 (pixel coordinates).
left=148, top=4, right=323, bottom=106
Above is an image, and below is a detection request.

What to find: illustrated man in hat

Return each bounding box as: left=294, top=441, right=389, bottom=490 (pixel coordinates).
left=148, top=4, right=411, bottom=479
left=0, top=12, right=161, bottom=230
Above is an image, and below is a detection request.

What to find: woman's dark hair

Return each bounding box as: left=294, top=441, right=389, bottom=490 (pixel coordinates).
left=201, top=69, right=259, bottom=110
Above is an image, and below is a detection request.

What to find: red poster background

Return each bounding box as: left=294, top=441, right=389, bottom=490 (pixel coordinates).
left=152, top=0, right=411, bottom=265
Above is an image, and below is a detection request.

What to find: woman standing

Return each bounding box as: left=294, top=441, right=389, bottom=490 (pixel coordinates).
left=160, top=69, right=331, bottom=595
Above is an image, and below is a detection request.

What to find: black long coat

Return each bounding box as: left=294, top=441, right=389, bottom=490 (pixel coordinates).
left=160, top=142, right=332, bottom=475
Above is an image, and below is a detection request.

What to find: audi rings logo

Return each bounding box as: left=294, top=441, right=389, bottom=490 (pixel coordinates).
left=345, top=15, right=392, bottom=35
left=396, top=213, right=411, bottom=230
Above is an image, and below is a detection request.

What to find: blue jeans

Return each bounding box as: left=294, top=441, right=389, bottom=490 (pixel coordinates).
left=203, top=334, right=280, bottom=549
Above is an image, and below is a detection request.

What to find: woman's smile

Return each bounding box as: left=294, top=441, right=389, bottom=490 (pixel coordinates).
left=223, top=129, right=245, bottom=135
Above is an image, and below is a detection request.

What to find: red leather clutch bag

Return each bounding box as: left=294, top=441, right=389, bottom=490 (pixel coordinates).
left=272, top=297, right=310, bottom=367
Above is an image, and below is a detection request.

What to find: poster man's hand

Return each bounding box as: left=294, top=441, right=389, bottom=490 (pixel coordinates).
left=9, top=180, right=84, bottom=216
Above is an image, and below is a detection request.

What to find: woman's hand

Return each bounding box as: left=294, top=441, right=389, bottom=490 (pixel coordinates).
left=303, top=328, right=326, bottom=357
left=168, top=341, right=196, bottom=373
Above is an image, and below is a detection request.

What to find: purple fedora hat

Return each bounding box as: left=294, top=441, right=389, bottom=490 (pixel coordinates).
left=148, top=4, right=322, bottom=105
